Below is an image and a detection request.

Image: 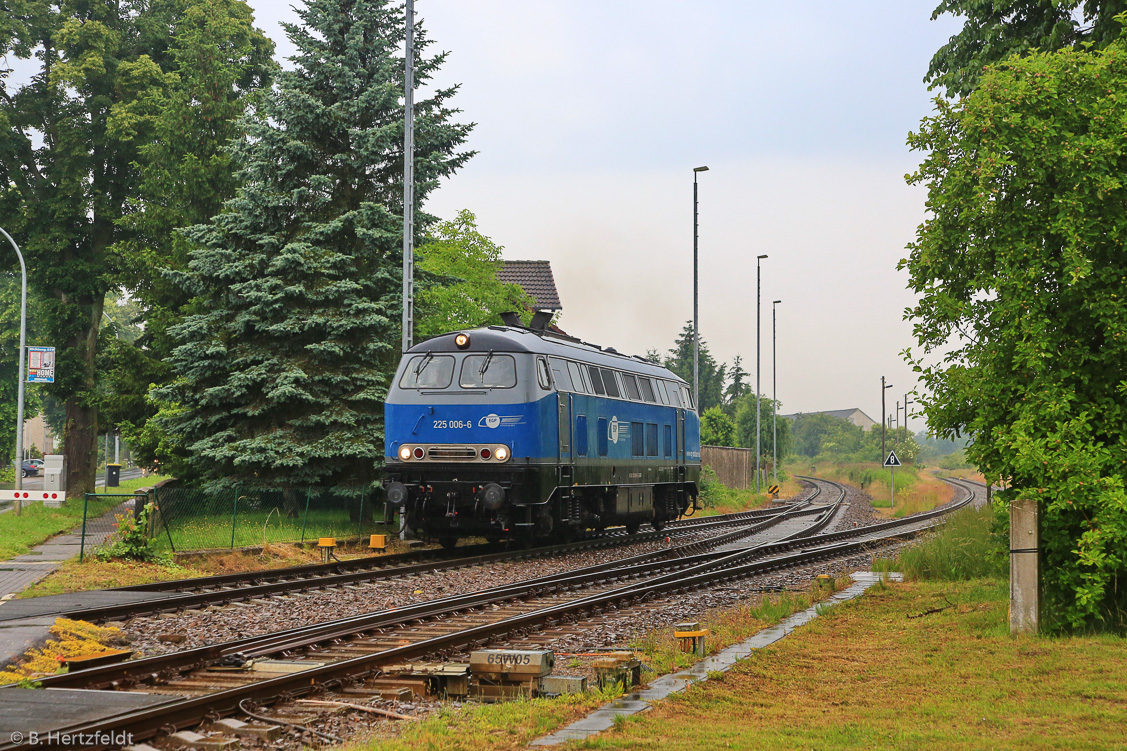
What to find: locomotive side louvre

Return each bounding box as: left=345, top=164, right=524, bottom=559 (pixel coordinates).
left=383, top=325, right=702, bottom=545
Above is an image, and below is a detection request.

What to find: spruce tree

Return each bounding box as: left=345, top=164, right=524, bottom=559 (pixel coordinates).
left=161, top=0, right=472, bottom=486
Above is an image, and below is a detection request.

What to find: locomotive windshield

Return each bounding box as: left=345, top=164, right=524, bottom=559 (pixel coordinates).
left=459, top=354, right=517, bottom=388
left=399, top=354, right=455, bottom=389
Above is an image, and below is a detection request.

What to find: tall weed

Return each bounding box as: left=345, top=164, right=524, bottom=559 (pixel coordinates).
left=890, top=506, right=1006, bottom=581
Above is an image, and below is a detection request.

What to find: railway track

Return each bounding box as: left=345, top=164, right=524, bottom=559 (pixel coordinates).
left=1, top=499, right=816, bottom=627
left=0, top=478, right=978, bottom=750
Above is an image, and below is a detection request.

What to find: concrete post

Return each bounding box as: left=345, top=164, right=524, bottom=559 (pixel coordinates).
left=1009, top=497, right=1039, bottom=634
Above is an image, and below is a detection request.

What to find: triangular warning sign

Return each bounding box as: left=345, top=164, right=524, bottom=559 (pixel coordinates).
left=884, top=450, right=902, bottom=468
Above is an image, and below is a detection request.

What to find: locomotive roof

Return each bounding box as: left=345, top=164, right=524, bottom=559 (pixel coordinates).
left=408, top=326, right=687, bottom=384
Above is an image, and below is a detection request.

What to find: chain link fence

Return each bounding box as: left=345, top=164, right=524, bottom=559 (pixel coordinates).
left=79, top=493, right=145, bottom=561
left=139, top=485, right=388, bottom=553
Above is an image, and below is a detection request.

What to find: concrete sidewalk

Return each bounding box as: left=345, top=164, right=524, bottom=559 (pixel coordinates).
left=0, top=498, right=134, bottom=671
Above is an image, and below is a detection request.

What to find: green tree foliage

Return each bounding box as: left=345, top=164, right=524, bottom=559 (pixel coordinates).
left=927, top=1, right=1127, bottom=96
left=0, top=0, right=271, bottom=495
left=415, top=209, right=532, bottom=338
left=159, top=0, right=471, bottom=486
left=904, top=35, right=1127, bottom=629
left=733, top=394, right=791, bottom=460
left=699, top=406, right=735, bottom=447
left=790, top=413, right=862, bottom=458
left=723, top=354, right=750, bottom=411
left=663, top=321, right=726, bottom=413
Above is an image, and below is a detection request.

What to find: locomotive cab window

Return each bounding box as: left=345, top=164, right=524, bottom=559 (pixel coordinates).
left=567, top=361, right=589, bottom=394
left=622, top=374, right=642, bottom=401
left=537, top=357, right=553, bottom=390
left=548, top=357, right=573, bottom=391
left=682, top=386, right=695, bottom=409
left=666, top=382, right=682, bottom=408
left=399, top=354, right=455, bottom=389
left=459, top=354, right=517, bottom=389
left=656, top=380, right=670, bottom=405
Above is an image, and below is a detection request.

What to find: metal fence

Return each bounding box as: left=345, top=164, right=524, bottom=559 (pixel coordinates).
left=142, top=485, right=388, bottom=553
left=79, top=493, right=143, bottom=561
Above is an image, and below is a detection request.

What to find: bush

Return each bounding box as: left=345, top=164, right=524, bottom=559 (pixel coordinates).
left=96, top=503, right=164, bottom=562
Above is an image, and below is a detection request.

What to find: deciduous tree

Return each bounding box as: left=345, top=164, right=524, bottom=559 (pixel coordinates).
left=905, top=34, right=1127, bottom=629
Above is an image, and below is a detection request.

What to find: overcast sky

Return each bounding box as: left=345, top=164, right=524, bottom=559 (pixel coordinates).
left=260, top=1, right=962, bottom=426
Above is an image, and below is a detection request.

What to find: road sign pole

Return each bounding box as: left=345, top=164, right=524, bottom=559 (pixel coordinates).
left=890, top=466, right=895, bottom=510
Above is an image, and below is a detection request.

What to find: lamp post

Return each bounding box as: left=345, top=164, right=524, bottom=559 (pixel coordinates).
left=755, top=254, right=768, bottom=493
left=881, top=376, right=893, bottom=464
left=401, top=0, right=415, bottom=355
left=772, top=299, right=781, bottom=481
left=692, top=166, right=709, bottom=411
left=1, top=227, right=27, bottom=515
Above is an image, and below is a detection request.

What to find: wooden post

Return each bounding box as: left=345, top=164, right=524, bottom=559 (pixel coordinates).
left=1009, top=497, right=1039, bottom=633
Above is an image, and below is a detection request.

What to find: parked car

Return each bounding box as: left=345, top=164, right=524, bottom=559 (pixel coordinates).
left=20, top=460, right=40, bottom=477
left=27, top=458, right=44, bottom=470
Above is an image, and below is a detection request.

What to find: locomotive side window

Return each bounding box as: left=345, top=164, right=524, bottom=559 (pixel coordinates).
left=588, top=365, right=606, bottom=395
left=666, top=382, right=683, bottom=408
left=631, top=421, right=645, bottom=457
left=600, top=368, right=622, bottom=398
left=576, top=415, right=588, bottom=456
left=622, top=374, right=642, bottom=401
left=459, top=354, right=517, bottom=388
left=682, top=386, right=695, bottom=409
left=639, top=377, right=657, bottom=403
left=598, top=418, right=609, bottom=456
left=566, top=361, right=588, bottom=393
left=537, top=357, right=553, bottom=390
left=655, top=380, right=669, bottom=405
left=398, top=354, right=455, bottom=389
left=646, top=423, right=658, bottom=456
left=548, top=357, right=573, bottom=391
left=663, top=424, right=673, bottom=457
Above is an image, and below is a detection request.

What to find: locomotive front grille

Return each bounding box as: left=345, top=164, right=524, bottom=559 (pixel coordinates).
left=427, top=446, right=478, bottom=460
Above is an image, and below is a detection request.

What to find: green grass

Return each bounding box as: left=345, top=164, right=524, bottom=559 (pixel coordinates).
left=875, top=504, right=1007, bottom=581
left=0, top=475, right=171, bottom=562
left=154, top=509, right=393, bottom=552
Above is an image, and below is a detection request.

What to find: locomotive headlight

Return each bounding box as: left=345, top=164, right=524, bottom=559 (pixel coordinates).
left=398, top=445, right=412, bottom=461
left=386, top=482, right=408, bottom=506
left=494, top=445, right=510, bottom=462
left=455, top=333, right=471, bottom=349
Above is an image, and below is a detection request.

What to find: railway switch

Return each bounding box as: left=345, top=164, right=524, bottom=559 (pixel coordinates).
left=469, top=649, right=554, bottom=700
left=674, top=621, right=708, bottom=657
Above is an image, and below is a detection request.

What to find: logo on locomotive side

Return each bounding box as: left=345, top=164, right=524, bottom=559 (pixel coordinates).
left=609, top=416, right=620, bottom=443
left=478, top=414, right=524, bottom=429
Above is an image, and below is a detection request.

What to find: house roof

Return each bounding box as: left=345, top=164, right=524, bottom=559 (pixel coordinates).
left=780, top=408, right=878, bottom=428
left=498, top=260, right=562, bottom=312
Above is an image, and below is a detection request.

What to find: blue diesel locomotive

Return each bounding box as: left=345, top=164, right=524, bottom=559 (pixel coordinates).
left=383, top=322, right=702, bottom=547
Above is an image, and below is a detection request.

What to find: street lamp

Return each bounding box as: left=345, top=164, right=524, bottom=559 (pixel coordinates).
left=401, top=0, right=416, bottom=355
left=755, top=253, right=768, bottom=492
left=772, top=299, right=781, bottom=482
left=881, top=377, right=893, bottom=463
left=692, top=166, right=708, bottom=411
left=1, top=226, right=28, bottom=515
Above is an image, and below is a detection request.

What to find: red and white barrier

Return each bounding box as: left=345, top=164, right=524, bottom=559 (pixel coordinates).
left=1, top=489, right=65, bottom=507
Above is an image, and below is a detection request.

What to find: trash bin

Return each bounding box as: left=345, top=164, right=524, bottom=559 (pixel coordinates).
left=106, top=463, right=121, bottom=487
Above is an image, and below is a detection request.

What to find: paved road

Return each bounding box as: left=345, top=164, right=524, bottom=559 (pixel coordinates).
left=15, top=466, right=144, bottom=491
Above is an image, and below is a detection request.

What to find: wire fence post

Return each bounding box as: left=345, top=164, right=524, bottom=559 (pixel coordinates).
left=155, top=485, right=176, bottom=553
left=79, top=493, right=91, bottom=562
left=356, top=488, right=365, bottom=541
left=230, top=486, right=239, bottom=549
left=300, top=487, right=312, bottom=543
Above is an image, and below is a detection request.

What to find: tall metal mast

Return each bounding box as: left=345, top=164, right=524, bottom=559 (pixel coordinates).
left=401, top=0, right=415, bottom=354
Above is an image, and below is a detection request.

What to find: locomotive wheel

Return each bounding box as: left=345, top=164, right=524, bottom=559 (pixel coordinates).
left=625, top=523, right=640, bottom=535
left=439, top=536, right=458, bottom=551
left=651, top=517, right=665, bottom=532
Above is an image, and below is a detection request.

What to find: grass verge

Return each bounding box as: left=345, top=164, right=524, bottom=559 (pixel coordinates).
left=791, top=460, right=954, bottom=518
left=577, top=578, right=1127, bottom=751
left=0, top=475, right=171, bottom=562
